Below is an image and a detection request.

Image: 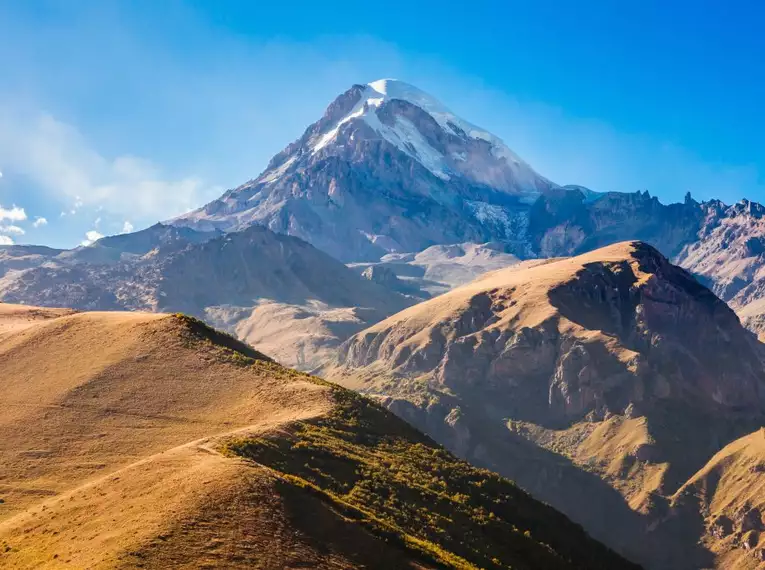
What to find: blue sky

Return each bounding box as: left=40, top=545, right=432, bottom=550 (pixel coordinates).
left=1, top=0, right=763, bottom=248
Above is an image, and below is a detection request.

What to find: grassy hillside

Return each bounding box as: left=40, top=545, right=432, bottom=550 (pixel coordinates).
left=0, top=305, right=636, bottom=569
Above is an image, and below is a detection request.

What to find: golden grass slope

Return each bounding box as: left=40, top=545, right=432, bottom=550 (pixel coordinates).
left=0, top=303, right=75, bottom=339
left=0, top=305, right=634, bottom=569
left=672, top=429, right=765, bottom=569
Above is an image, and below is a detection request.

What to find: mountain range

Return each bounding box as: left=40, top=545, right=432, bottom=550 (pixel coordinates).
left=327, top=241, right=765, bottom=568
left=3, top=79, right=765, bottom=569
left=6, top=80, right=765, bottom=341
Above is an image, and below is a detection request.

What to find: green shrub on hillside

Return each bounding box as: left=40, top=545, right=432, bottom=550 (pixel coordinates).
left=226, top=388, right=639, bottom=570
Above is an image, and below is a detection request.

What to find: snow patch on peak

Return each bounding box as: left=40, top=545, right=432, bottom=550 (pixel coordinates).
left=366, top=79, right=532, bottom=168
left=307, top=79, right=551, bottom=194
left=367, top=79, right=453, bottom=120
left=310, top=81, right=451, bottom=179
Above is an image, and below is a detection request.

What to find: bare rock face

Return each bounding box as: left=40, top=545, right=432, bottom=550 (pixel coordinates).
left=528, top=188, right=704, bottom=259
left=361, top=265, right=401, bottom=288
left=0, top=245, right=64, bottom=278
left=672, top=200, right=765, bottom=335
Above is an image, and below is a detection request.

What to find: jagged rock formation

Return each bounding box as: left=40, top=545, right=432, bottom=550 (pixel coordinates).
left=530, top=190, right=765, bottom=339
left=327, top=242, right=765, bottom=569
left=673, top=200, right=765, bottom=335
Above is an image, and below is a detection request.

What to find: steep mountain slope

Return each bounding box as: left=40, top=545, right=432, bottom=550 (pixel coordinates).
left=670, top=428, right=765, bottom=569
left=174, top=79, right=555, bottom=261
left=673, top=200, right=765, bottom=333
left=0, top=245, right=63, bottom=278
left=529, top=189, right=765, bottom=338
left=527, top=189, right=704, bottom=259
left=0, top=225, right=411, bottom=370
left=0, top=304, right=634, bottom=569
left=327, top=241, right=765, bottom=569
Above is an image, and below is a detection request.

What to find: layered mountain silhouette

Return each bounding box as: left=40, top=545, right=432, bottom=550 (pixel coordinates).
left=6, top=80, right=765, bottom=352
left=3, top=79, right=765, bottom=569
left=0, top=223, right=412, bottom=370
left=327, top=241, right=765, bottom=569
left=0, top=304, right=634, bottom=569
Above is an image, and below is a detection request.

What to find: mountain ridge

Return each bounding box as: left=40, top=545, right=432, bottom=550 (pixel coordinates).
left=326, top=241, right=765, bottom=568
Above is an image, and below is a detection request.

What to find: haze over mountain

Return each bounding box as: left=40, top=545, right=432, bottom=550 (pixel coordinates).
left=327, top=242, right=765, bottom=569
left=0, top=304, right=634, bottom=570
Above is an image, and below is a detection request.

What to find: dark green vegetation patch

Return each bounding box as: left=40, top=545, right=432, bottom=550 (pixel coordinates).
left=226, top=388, right=639, bottom=570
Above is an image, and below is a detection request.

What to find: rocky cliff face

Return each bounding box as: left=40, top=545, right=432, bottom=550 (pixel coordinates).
left=529, top=189, right=765, bottom=338
left=328, top=242, right=765, bottom=569
left=673, top=200, right=765, bottom=328
left=529, top=188, right=704, bottom=259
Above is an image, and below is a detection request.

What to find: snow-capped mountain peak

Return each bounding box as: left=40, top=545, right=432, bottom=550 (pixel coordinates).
left=307, top=79, right=547, bottom=191
left=174, top=80, right=557, bottom=261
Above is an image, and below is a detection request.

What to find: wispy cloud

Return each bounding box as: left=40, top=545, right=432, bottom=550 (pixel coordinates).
left=33, top=216, right=48, bottom=228
left=81, top=230, right=104, bottom=246
left=0, top=110, right=220, bottom=224
left=0, top=205, right=27, bottom=222
left=0, top=225, right=25, bottom=235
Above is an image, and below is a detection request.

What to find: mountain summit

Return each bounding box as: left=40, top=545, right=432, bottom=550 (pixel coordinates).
left=174, top=79, right=554, bottom=261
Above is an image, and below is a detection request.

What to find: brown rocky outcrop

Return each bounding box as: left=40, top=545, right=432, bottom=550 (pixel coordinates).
left=336, top=241, right=765, bottom=423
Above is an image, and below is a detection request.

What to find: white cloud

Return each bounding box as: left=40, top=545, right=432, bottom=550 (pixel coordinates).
left=81, top=230, right=104, bottom=246
left=0, top=236, right=13, bottom=245
left=122, top=221, right=134, bottom=234
left=33, top=216, right=48, bottom=227
left=0, top=205, right=27, bottom=222
left=0, top=225, right=25, bottom=235
left=0, top=110, right=219, bottom=225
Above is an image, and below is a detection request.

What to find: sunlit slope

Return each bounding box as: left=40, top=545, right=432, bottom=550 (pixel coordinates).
left=0, top=305, right=635, bottom=569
